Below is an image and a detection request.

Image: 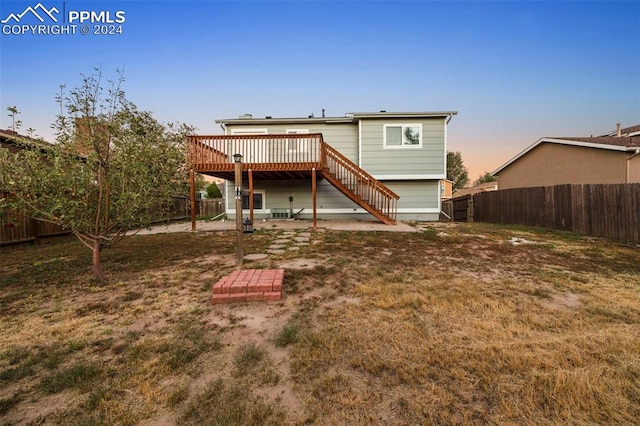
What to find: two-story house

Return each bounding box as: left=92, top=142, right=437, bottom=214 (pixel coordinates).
left=188, top=111, right=457, bottom=225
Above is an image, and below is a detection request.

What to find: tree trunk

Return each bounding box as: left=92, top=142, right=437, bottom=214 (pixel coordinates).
left=92, top=239, right=104, bottom=282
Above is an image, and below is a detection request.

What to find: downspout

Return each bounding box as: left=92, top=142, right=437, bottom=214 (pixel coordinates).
left=626, top=148, right=640, bottom=183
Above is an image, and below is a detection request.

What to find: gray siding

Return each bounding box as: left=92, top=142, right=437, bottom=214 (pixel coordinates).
left=360, top=118, right=446, bottom=176
left=226, top=179, right=361, bottom=218
left=226, top=123, right=358, bottom=163
left=384, top=181, right=439, bottom=210
left=226, top=179, right=441, bottom=222
left=387, top=180, right=440, bottom=221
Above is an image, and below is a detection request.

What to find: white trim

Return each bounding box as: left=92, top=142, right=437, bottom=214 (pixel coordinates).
left=397, top=208, right=440, bottom=213
left=373, top=174, right=445, bottom=180
left=358, top=119, right=363, bottom=167
left=230, top=128, right=268, bottom=135
left=443, top=117, right=448, bottom=177
left=309, top=208, right=367, bottom=214
left=493, top=137, right=630, bottom=175
left=383, top=123, right=423, bottom=149
left=227, top=207, right=441, bottom=214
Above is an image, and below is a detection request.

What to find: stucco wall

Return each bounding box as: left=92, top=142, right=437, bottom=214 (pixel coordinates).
left=498, top=143, right=629, bottom=189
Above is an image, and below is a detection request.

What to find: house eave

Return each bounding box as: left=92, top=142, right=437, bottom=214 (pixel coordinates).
left=216, top=117, right=354, bottom=126
left=216, top=111, right=458, bottom=127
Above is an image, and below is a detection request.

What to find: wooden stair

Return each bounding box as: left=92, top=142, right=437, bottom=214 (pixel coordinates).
left=321, top=142, right=399, bottom=225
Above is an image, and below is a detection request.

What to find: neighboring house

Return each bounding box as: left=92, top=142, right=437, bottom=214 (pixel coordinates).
left=188, top=111, right=457, bottom=224
left=440, top=179, right=454, bottom=200
left=0, top=129, right=24, bottom=153
left=493, top=124, right=640, bottom=190
left=452, top=181, right=498, bottom=198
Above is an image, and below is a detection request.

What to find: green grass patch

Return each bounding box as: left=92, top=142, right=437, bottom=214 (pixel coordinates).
left=234, top=343, right=266, bottom=376
left=274, top=321, right=300, bottom=348
left=40, top=362, right=103, bottom=394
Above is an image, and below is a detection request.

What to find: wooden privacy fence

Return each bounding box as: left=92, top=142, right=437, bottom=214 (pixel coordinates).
left=195, top=198, right=225, bottom=217
left=473, top=184, right=640, bottom=244
left=1, top=195, right=225, bottom=246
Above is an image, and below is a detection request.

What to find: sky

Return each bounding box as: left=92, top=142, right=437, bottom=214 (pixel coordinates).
left=1, top=0, right=639, bottom=182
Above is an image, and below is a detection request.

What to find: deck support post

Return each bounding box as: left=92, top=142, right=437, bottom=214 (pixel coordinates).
left=312, top=167, right=317, bottom=229
left=248, top=169, right=254, bottom=224
left=233, top=154, right=244, bottom=266
left=190, top=168, right=196, bottom=232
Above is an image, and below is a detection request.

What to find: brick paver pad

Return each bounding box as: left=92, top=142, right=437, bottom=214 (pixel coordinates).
left=211, top=269, right=284, bottom=304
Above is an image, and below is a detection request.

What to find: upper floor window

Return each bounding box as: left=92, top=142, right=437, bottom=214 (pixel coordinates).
left=286, top=129, right=309, bottom=153
left=383, top=123, right=422, bottom=149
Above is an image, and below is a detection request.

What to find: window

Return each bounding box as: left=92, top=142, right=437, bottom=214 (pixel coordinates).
left=286, top=129, right=309, bottom=153
left=242, top=191, right=264, bottom=210
left=383, top=124, right=422, bottom=148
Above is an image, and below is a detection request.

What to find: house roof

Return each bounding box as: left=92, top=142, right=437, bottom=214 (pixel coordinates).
left=599, top=124, right=640, bottom=137
left=1, top=129, right=56, bottom=154
left=0, top=129, right=20, bottom=141
left=493, top=125, right=640, bottom=176
left=216, top=111, right=458, bottom=127
left=453, top=181, right=498, bottom=197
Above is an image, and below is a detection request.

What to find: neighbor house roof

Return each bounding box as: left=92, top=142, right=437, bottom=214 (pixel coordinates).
left=493, top=125, right=640, bottom=175
left=452, top=181, right=498, bottom=197
left=216, top=111, right=458, bottom=128
left=599, top=124, right=640, bottom=137
left=1, top=129, right=52, bottom=148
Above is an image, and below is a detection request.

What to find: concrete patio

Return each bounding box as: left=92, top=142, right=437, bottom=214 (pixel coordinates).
left=133, top=218, right=419, bottom=235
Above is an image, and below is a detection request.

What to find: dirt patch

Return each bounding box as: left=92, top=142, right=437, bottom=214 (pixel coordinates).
left=544, top=291, right=583, bottom=310
left=277, top=258, right=327, bottom=270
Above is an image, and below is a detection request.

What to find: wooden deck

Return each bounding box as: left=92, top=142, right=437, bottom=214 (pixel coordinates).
left=187, top=133, right=399, bottom=224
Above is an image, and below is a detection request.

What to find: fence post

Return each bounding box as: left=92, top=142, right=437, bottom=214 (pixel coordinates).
left=190, top=169, right=196, bottom=232
left=468, top=195, right=474, bottom=223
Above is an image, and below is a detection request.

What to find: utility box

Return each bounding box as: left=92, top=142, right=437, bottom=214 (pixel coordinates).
left=270, top=208, right=291, bottom=219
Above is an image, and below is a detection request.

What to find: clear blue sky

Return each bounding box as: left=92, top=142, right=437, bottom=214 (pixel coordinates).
left=1, top=0, right=639, bottom=180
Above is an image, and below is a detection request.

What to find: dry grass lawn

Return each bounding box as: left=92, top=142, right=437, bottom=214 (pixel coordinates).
left=0, top=222, right=639, bottom=425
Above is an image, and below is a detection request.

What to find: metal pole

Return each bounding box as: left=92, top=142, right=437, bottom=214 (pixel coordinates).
left=248, top=169, right=254, bottom=224
left=312, top=168, right=317, bottom=229
left=190, top=168, right=196, bottom=232
left=234, top=154, right=243, bottom=266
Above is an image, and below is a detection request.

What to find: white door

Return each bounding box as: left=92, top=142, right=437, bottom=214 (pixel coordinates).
left=230, top=128, right=268, bottom=163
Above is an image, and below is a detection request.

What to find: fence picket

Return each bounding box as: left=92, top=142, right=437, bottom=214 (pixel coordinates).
left=472, top=183, right=640, bottom=244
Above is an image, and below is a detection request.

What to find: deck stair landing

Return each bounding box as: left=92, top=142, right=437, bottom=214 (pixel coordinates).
left=211, top=269, right=284, bottom=304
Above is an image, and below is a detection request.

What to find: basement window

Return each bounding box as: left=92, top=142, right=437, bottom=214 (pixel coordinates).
left=383, top=123, right=422, bottom=148
left=242, top=191, right=264, bottom=210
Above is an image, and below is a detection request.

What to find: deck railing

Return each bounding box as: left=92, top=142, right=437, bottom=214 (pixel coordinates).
left=187, top=134, right=322, bottom=171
